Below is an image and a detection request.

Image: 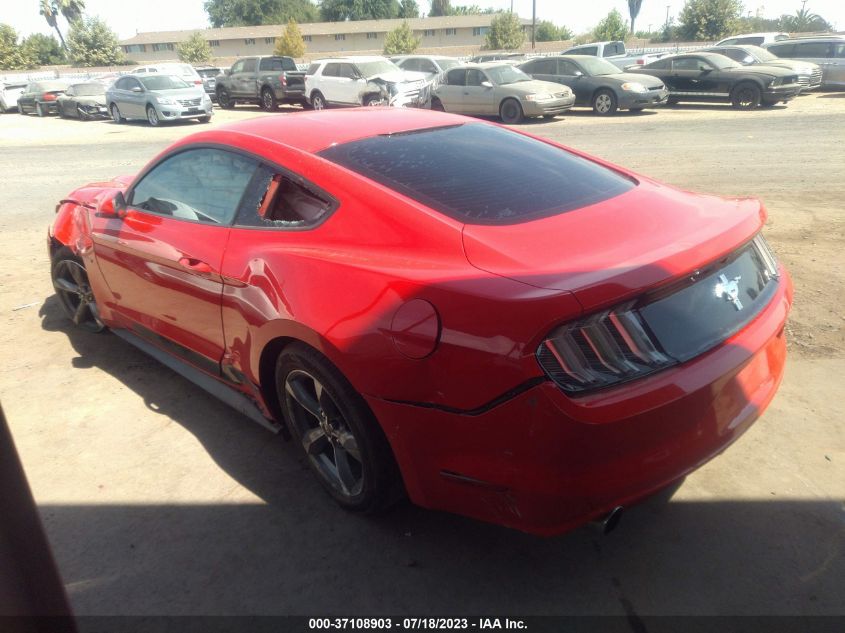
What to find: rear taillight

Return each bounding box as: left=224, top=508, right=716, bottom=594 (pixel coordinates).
left=194, top=79, right=202, bottom=85
left=538, top=304, right=673, bottom=394
left=279, top=74, right=287, bottom=86
left=43, top=92, right=57, bottom=101
left=636, top=60, right=644, bottom=64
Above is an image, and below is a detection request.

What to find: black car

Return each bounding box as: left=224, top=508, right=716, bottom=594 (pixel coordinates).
left=700, top=45, right=823, bottom=91
left=56, top=82, right=109, bottom=120
left=630, top=52, right=801, bottom=109
left=17, top=80, right=69, bottom=117
left=468, top=52, right=527, bottom=63
left=519, top=55, right=668, bottom=115
left=195, top=66, right=223, bottom=100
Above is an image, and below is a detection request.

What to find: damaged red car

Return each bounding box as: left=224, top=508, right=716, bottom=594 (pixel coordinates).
left=48, top=108, right=792, bottom=535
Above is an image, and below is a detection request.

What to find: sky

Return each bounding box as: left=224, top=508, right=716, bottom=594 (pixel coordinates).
left=2, top=0, right=842, bottom=40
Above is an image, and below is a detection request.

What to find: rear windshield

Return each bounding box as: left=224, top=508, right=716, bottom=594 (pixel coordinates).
left=318, top=123, right=635, bottom=225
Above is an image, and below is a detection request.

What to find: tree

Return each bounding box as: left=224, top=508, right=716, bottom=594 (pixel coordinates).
left=22, top=33, right=65, bottom=65
left=0, top=24, right=38, bottom=70
left=57, top=0, right=86, bottom=24
left=205, top=0, right=319, bottom=28
left=39, top=0, right=66, bottom=49
left=485, top=12, right=524, bottom=50
left=274, top=18, right=306, bottom=57
left=177, top=31, right=212, bottom=63
left=428, top=0, right=451, bottom=17
left=535, top=20, right=572, bottom=42
left=67, top=16, right=124, bottom=66
left=593, top=8, right=628, bottom=41
left=398, top=0, right=419, bottom=18
left=451, top=4, right=484, bottom=14
left=781, top=5, right=831, bottom=32
left=627, top=0, right=643, bottom=34
left=678, top=0, right=741, bottom=41
left=320, top=0, right=400, bottom=21
left=383, top=20, right=421, bottom=54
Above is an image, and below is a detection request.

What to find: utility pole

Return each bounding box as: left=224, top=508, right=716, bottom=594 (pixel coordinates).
left=532, top=0, right=536, bottom=49
left=666, top=4, right=671, bottom=27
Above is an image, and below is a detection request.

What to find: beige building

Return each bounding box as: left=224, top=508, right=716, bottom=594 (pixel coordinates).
left=119, top=15, right=532, bottom=63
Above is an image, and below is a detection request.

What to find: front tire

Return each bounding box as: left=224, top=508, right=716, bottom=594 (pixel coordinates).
left=310, top=91, right=326, bottom=111
left=499, top=98, right=524, bottom=124
left=430, top=97, right=445, bottom=112
left=260, top=87, right=278, bottom=111
left=216, top=88, right=234, bottom=109
left=731, top=82, right=762, bottom=109
left=51, top=247, right=106, bottom=333
left=146, top=105, right=160, bottom=127
left=363, top=94, right=385, bottom=107
left=110, top=104, right=124, bottom=123
left=592, top=89, right=618, bottom=116
left=198, top=115, right=211, bottom=123
left=276, top=344, right=398, bottom=513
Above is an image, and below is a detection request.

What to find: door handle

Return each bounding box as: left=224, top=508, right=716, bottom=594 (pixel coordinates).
left=178, top=257, right=214, bottom=274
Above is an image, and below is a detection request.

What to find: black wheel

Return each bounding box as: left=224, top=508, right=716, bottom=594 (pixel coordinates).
left=217, top=88, right=234, bottom=109
left=58, top=104, right=67, bottom=118
left=731, top=82, right=761, bottom=109
left=36, top=102, right=46, bottom=117
left=260, top=87, right=278, bottom=111
left=51, top=247, right=106, bottom=333
left=499, top=98, right=523, bottom=124
left=363, top=94, right=385, bottom=107
left=19, top=104, right=28, bottom=115
left=110, top=103, right=124, bottom=123
left=430, top=97, right=445, bottom=112
left=146, top=105, right=160, bottom=127
left=198, top=115, right=211, bottom=123
left=310, top=91, right=326, bottom=111
left=592, top=89, right=618, bottom=116
left=0, top=102, right=6, bottom=114
left=276, top=343, right=398, bottom=513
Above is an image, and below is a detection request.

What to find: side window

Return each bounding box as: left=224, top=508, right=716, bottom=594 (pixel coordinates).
left=420, top=60, right=438, bottom=74
left=66, top=86, right=75, bottom=96
left=532, top=58, right=557, bottom=74
left=230, top=60, right=245, bottom=74
left=127, top=77, right=143, bottom=91
left=720, top=38, right=737, bottom=45
left=672, top=57, right=706, bottom=71
left=717, top=49, right=744, bottom=62
left=306, top=63, right=320, bottom=75
left=130, top=149, right=259, bottom=225
left=767, top=43, right=794, bottom=57
left=114, top=78, right=126, bottom=90
left=735, top=37, right=764, bottom=45
left=401, top=58, right=419, bottom=71
left=795, top=42, right=832, bottom=58
left=466, top=69, right=485, bottom=86
left=645, top=58, right=671, bottom=70
left=559, top=60, right=580, bottom=75
left=340, top=64, right=359, bottom=79
left=604, top=42, right=622, bottom=56
left=446, top=68, right=466, bottom=86
left=580, top=46, right=598, bottom=56
left=260, top=58, right=284, bottom=71
left=835, top=44, right=845, bottom=59
left=242, top=58, right=258, bottom=73
left=323, top=63, right=340, bottom=77
left=235, top=164, right=334, bottom=229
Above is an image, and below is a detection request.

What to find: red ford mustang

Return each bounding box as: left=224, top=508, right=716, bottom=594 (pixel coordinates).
left=48, top=108, right=792, bottom=535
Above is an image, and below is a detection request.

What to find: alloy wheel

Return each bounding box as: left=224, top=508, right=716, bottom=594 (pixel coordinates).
left=147, top=106, right=160, bottom=126
left=52, top=259, right=105, bottom=332
left=595, top=94, right=612, bottom=114
left=284, top=369, right=364, bottom=498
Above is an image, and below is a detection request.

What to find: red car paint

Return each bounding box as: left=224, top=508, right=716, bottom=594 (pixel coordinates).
left=49, top=108, right=792, bottom=535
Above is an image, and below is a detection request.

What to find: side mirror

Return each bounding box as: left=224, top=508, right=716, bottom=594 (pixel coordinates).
left=97, top=192, right=126, bottom=219
left=481, top=81, right=493, bottom=88
left=131, top=86, right=143, bottom=93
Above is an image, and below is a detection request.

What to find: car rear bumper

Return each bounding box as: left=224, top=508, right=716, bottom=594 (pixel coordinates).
left=523, top=95, right=576, bottom=116
left=367, top=268, right=792, bottom=536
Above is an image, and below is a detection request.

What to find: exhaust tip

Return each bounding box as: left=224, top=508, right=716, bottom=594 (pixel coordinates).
left=601, top=506, right=624, bottom=535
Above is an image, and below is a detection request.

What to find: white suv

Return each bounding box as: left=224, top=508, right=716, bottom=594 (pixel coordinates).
left=131, top=63, right=203, bottom=87
left=305, top=56, right=429, bottom=110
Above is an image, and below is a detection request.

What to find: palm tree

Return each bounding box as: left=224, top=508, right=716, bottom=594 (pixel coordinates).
left=57, top=0, right=86, bottom=24
left=628, top=0, right=643, bottom=34
left=784, top=6, right=825, bottom=32
left=39, top=0, right=66, bottom=49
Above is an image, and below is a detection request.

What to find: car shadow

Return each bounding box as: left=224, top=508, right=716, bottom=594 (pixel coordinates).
left=36, top=295, right=845, bottom=615
left=664, top=102, right=789, bottom=111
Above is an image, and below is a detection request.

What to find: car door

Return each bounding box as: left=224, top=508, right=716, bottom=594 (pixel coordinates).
left=669, top=57, right=718, bottom=95
left=435, top=68, right=467, bottom=112
left=830, top=43, right=845, bottom=87
left=236, top=58, right=257, bottom=96
left=463, top=68, right=495, bottom=114
left=59, top=85, right=74, bottom=117
left=122, top=76, right=147, bottom=117
left=317, top=63, right=343, bottom=102
left=339, top=63, right=365, bottom=104
left=90, top=148, right=260, bottom=372
left=523, top=57, right=557, bottom=82
left=19, top=84, right=35, bottom=112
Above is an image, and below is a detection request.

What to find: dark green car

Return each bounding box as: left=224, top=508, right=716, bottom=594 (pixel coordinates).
left=519, top=55, right=668, bottom=116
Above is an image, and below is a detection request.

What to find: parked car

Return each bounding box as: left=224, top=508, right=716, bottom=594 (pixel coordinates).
left=305, top=56, right=429, bottom=109
left=392, top=55, right=462, bottom=78
left=519, top=55, right=667, bottom=115
left=630, top=52, right=802, bottom=108
left=48, top=107, right=792, bottom=535
left=468, top=52, right=528, bottom=63
left=56, top=82, right=109, bottom=120
left=106, top=74, right=212, bottom=126
left=131, top=63, right=203, bottom=86
left=215, top=56, right=306, bottom=110
left=561, top=41, right=664, bottom=70
left=195, top=66, right=223, bottom=100
left=716, top=32, right=789, bottom=46
left=764, top=37, right=845, bottom=88
left=0, top=81, right=27, bottom=113
left=17, top=80, right=69, bottom=117
left=701, top=45, right=823, bottom=91
left=431, top=62, right=575, bottom=123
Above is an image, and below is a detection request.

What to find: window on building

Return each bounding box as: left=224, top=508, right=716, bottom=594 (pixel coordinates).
left=151, top=43, right=174, bottom=52
left=335, top=34, right=346, bottom=41
left=245, top=38, right=256, bottom=45
left=444, top=28, right=457, bottom=36
left=472, top=27, right=490, bottom=36
left=424, top=29, right=435, bottom=37
left=264, top=37, right=275, bottom=44
left=366, top=32, right=378, bottom=39
left=303, top=35, right=312, bottom=42
left=208, top=40, right=220, bottom=47
left=124, top=44, right=146, bottom=53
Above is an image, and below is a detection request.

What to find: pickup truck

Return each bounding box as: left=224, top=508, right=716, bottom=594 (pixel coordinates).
left=215, top=55, right=306, bottom=110
left=561, top=41, right=665, bottom=70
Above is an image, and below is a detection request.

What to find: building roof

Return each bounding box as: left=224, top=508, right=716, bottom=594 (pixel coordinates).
left=120, top=15, right=530, bottom=46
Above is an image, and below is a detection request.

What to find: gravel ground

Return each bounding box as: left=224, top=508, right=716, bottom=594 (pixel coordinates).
left=0, top=96, right=842, bottom=616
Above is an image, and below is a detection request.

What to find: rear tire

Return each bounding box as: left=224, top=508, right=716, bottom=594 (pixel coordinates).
left=430, top=97, right=445, bottom=112
left=260, top=87, right=278, bottom=111
left=310, top=91, right=326, bottom=111
left=276, top=343, right=400, bottom=513
left=731, top=82, right=761, bottom=109
left=36, top=102, right=45, bottom=117
left=592, top=89, right=618, bottom=116
left=499, top=98, right=524, bottom=124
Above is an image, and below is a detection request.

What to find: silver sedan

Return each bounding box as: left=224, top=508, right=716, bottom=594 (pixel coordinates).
left=106, top=74, right=212, bottom=126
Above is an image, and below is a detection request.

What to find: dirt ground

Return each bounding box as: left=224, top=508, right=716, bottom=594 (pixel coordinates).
left=0, top=96, right=842, bottom=617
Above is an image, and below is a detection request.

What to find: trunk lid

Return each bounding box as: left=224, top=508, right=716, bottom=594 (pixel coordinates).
left=461, top=178, right=765, bottom=312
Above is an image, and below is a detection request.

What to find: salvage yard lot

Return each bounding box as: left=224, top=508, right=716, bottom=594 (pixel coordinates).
left=0, top=95, right=843, bottom=615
